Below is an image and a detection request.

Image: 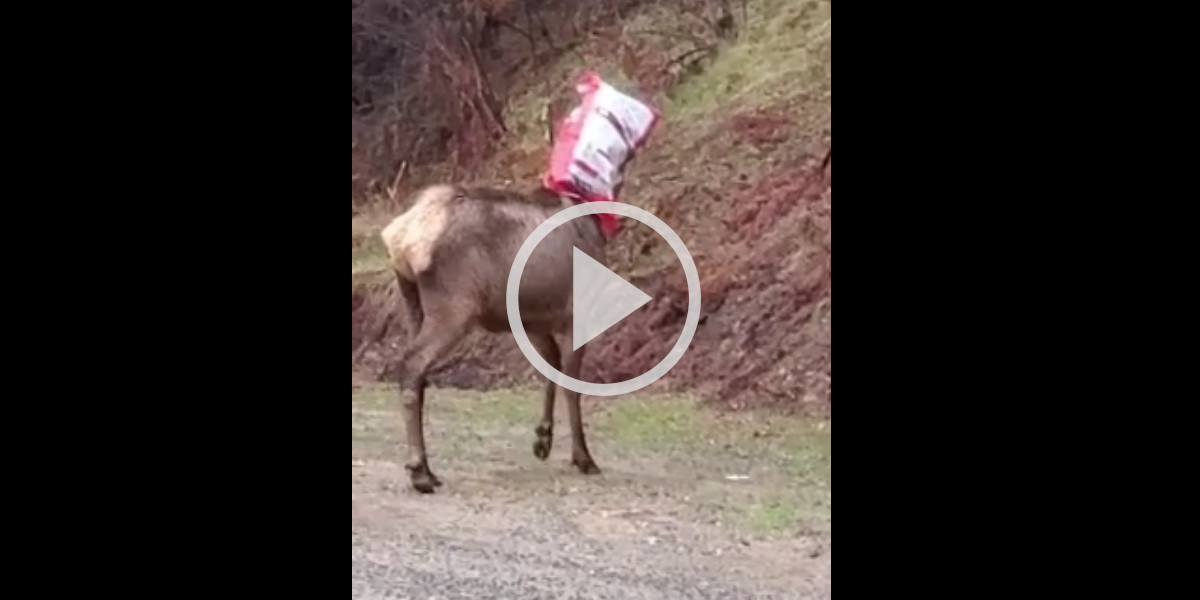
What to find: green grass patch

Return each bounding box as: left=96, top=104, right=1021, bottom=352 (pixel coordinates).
left=354, top=383, right=540, bottom=420
left=353, top=384, right=542, bottom=447
left=437, top=387, right=543, bottom=429
left=352, top=230, right=390, bottom=278
left=589, top=392, right=831, bottom=536
left=733, top=486, right=830, bottom=535
left=778, top=425, right=832, bottom=485
left=745, top=497, right=804, bottom=533
left=671, top=0, right=828, bottom=112
left=591, top=393, right=830, bottom=467
left=663, top=0, right=830, bottom=117
left=596, top=394, right=830, bottom=536
left=591, top=393, right=706, bottom=449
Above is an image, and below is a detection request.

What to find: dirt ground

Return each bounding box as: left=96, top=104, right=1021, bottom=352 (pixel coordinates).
left=352, top=385, right=831, bottom=599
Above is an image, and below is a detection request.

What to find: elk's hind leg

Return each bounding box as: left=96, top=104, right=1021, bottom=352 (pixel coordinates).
left=396, top=272, right=423, bottom=334
left=399, top=300, right=471, bottom=494
left=530, top=333, right=559, bottom=461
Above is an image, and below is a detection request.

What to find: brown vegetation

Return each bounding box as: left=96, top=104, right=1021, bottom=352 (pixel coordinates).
left=352, top=0, right=737, bottom=200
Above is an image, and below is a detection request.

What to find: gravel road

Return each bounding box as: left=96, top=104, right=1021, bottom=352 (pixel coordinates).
left=352, top=386, right=831, bottom=599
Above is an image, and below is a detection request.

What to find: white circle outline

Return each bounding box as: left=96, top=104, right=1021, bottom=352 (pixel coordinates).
left=506, top=202, right=701, bottom=397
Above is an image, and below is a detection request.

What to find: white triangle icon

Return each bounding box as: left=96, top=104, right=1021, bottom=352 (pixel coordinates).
left=572, top=247, right=653, bottom=351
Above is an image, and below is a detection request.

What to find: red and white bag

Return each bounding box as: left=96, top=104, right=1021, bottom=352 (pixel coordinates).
left=543, top=72, right=661, bottom=237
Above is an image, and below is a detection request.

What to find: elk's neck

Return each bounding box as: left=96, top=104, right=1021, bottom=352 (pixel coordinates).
left=529, top=186, right=609, bottom=245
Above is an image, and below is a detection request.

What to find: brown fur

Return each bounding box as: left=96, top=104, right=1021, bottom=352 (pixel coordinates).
left=379, top=183, right=608, bottom=493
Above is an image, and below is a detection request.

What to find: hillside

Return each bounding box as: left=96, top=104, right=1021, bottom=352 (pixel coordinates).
left=352, top=0, right=831, bottom=414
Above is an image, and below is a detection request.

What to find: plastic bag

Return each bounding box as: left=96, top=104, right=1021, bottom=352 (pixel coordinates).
left=543, top=72, right=661, bottom=236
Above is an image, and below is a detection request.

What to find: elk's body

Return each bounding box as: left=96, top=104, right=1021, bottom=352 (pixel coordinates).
left=380, top=183, right=608, bottom=493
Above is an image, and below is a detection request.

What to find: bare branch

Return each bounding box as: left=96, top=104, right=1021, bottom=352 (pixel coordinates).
left=544, top=100, right=556, bottom=145
left=386, top=161, right=408, bottom=202
left=665, top=44, right=716, bottom=70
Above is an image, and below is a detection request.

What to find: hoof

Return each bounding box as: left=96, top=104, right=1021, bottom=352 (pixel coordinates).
left=411, top=477, right=437, bottom=494
left=405, top=462, right=443, bottom=494
left=532, top=424, right=553, bottom=461
left=572, top=456, right=602, bottom=475
left=409, top=472, right=442, bottom=493
left=532, top=437, right=552, bottom=461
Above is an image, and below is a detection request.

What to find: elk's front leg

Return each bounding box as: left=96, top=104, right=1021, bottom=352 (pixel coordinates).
left=533, top=379, right=556, bottom=460
left=530, top=334, right=559, bottom=461
left=562, top=342, right=600, bottom=474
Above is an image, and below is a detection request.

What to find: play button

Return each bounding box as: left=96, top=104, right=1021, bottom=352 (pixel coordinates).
left=508, top=202, right=701, bottom=397
left=572, top=247, right=653, bottom=351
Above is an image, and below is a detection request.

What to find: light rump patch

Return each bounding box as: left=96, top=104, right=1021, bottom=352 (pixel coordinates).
left=380, top=184, right=454, bottom=280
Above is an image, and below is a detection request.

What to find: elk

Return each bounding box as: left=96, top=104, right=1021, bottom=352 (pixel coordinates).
left=379, top=180, right=615, bottom=494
